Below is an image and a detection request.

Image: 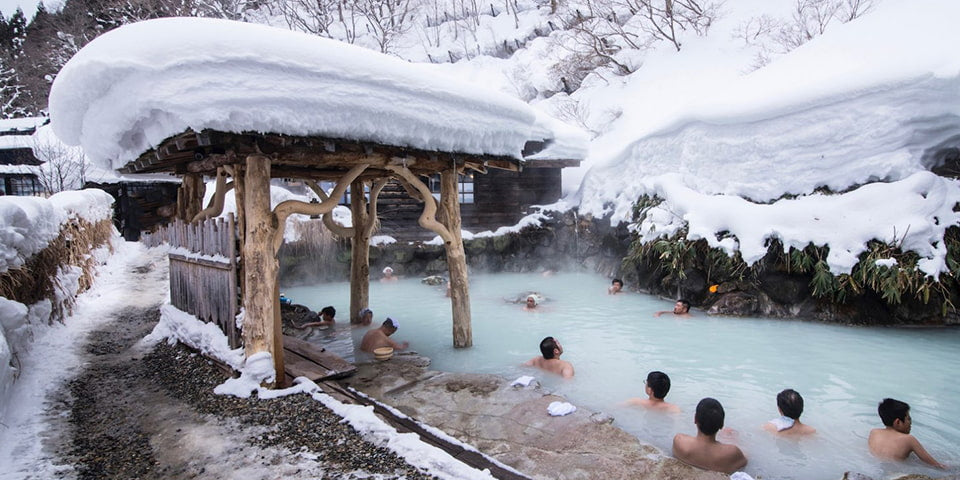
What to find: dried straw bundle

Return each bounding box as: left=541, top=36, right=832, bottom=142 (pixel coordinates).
left=0, top=217, right=115, bottom=323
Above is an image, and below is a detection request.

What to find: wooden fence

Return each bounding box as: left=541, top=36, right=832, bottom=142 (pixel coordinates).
left=143, top=215, right=241, bottom=348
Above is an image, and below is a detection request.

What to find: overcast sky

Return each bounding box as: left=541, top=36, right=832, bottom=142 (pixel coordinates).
left=1, top=0, right=38, bottom=20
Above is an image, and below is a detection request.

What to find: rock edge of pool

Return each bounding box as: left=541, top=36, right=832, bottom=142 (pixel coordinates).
left=339, top=352, right=954, bottom=480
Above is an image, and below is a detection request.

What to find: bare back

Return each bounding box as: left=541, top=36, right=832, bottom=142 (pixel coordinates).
left=868, top=428, right=945, bottom=468
left=360, top=328, right=406, bottom=352
left=672, top=433, right=748, bottom=474
left=525, top=356, right=574, bottom=378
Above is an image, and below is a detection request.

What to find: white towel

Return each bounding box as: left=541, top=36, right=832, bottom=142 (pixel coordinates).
left=769, top=415, right=795, bottom=431
left=730, top=472, right=755, bottom=480
left=547, top=401, right=576, bottom=416
left=510, top=375, right=535, bottom=387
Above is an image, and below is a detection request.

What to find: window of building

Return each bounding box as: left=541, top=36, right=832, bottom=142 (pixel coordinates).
left=427, top=173, right=474, bottom=204
left=6, top=175, right=41, bottom=196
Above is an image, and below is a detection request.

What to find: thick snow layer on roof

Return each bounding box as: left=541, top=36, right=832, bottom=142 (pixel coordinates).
left=49, top=17, right=586, bottom=171
left=575, top=0, right=960, bottom=276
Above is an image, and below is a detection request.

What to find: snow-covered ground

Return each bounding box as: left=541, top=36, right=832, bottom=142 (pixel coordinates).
left=0, top=195, right=504, bottom=479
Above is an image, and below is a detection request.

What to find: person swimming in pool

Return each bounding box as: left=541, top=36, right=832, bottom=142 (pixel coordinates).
left=608, top=278, right=624, bottom=294
left=524, top=336, right=574, bottom=378
left=655, top=299, right=692, bottom=317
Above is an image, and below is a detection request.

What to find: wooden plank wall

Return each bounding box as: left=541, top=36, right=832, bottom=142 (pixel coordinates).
left=143, top=215, right=241, bottom=348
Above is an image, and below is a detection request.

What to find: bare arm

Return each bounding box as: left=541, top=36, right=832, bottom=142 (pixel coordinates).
left=388, top=338, right=409, bottom=350
left=911, top=437, right=946, bottom=469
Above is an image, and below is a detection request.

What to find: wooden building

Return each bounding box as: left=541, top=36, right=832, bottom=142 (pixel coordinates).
left=375, top=159, right=578, bottom=240
left=84, top=179, right=180, bottom=240
left=0, top=117, right=47, bottom=196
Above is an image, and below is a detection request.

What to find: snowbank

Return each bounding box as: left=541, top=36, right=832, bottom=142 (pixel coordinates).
left=576, top=0, right=960, bottom=276
left=0, top=190, right=117, bottom=416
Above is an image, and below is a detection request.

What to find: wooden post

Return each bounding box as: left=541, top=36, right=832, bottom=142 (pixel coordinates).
left=385, top=164, right=472, bottom=348
left=177, top=173, right=206, bottom=222
left=233, top=165, right=246, bottom=328
left=241, top=154, right=282, bottom=387
left=349, top=179, right=371, bottom=325
left=440, top=168, right=472, bottom=348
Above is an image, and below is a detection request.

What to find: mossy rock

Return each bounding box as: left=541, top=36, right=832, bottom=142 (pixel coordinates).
left=336, top=249, right=352, bottom=263
left=465, top=237, right=489, bottom=253
left=493, top=235, right=513, bottom=252
left=425, top=259, right=448, bottom=274
left=392, top=248, right=414, bottom=263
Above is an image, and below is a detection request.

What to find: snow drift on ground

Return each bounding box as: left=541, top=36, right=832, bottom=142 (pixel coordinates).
left=48, top=17, right=586, bottom=171
left=0, top=189, right=116, bottom=419
left=573, top=0, right=960, bottom=276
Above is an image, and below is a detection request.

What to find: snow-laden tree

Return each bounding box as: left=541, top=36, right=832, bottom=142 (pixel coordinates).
left=736, top=0, right=878, bottom=68
left=0, top=57, right=31, bottom=118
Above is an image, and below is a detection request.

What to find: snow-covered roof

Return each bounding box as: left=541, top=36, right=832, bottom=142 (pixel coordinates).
left=49, top=17, right=587, bottom=172
left=0, top=117, right=47, bottom=151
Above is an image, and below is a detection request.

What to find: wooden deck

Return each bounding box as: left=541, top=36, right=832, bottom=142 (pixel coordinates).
left=282, top=335, right=356, bottom=382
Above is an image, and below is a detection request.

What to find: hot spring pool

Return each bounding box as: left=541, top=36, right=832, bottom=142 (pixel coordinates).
left=283, top=272, right=960, bottom=479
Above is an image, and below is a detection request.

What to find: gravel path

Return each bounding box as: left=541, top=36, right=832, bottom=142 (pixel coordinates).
left=42, top=300, right=440, bottom=480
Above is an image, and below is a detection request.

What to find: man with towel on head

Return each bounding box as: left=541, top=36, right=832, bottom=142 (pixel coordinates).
left=360, top=317, right=409, bottom=352
left=380, top=266, right=398, bottom=282
left=764, top=389, right=816, bottom=435
left=524, top=336, right=574, bottom=378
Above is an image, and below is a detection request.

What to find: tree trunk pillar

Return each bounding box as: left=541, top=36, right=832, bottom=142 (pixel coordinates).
left=441, top=169, right=472, bottom=348
left=241, top=154, right=282, bottom=387
left=349, top=179, right=371, bottom=324
left=177, top=173, right=205, bottom=222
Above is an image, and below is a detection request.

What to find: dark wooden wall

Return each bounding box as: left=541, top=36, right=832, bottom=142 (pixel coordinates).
left=86, top=181, right=179, bottom=241
left=375, top=166, right=564, bottom=240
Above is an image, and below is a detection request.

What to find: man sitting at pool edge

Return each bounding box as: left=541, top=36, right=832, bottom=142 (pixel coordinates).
left=868, top=398, right=946, bottom=469
left=655, top=299, right=692, bottom=317
left=625, top=371, right=681, bottom=413
left=524, top=336, right=574, bottom=378
left=360, top=318, right=409, bottom=353
left=673, top=397, right=748, bottom=474
left=764, top=388, right=816, bottom=435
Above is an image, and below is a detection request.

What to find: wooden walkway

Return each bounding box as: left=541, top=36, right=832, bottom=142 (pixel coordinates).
left=282, top=335, right=356, bottom=382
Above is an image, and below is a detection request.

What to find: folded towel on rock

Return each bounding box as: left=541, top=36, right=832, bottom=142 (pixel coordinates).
left=510, top=375, right=535, bottom=387
left=548, top=401, right=576, bottom=416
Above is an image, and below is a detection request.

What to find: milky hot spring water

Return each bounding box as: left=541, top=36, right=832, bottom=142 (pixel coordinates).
left=284, top=272, right=960, bottom=480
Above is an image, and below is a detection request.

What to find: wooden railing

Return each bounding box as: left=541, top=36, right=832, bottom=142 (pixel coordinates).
left=143, top=215, right=241, bottom=348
